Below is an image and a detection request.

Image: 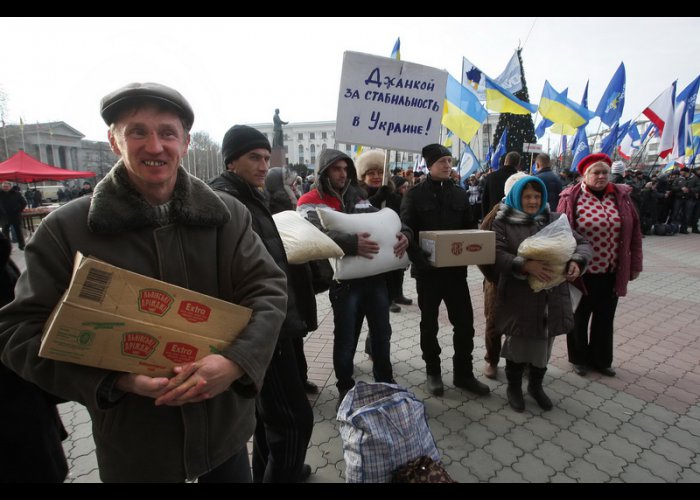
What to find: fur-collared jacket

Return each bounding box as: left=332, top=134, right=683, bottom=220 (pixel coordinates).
left=0, top=161, right=287, bottom=482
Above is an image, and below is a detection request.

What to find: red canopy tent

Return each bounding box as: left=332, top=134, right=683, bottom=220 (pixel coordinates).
left=0, top=150, right=96, bottom=183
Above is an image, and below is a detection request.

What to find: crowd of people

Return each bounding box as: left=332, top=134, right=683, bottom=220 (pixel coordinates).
left=1, top=79, right=682, bottom=483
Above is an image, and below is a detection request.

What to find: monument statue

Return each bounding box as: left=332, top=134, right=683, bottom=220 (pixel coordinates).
left=273, top=108, right=288, bottom=149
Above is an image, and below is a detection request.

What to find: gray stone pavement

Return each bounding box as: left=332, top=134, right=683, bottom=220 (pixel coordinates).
left=9, top=232, right=700, bottom=482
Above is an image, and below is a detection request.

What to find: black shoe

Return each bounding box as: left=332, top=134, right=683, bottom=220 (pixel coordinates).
left=336, top=389, right=350, bottom=412
left=454, top=374, right=490, bottom=396
left=426, top=374, right=444, bottom=396
left=390, top=302, right=401, bottom=313
left=303, top=380, right=319, bottom=394
left=527, top=384, right=553, bottom=411
left=680, top=228, right=689, bottom=234
left=597, top=366, right=616, bottom=377
left=507, top=384, right=525, bottom=412
left=692, top=228, right=700, bottom=234
left=573, top=364, right=587, bottom=376
left=300, top=464, right=312, bottom=482
left=394, top=296, right=413, bottom=305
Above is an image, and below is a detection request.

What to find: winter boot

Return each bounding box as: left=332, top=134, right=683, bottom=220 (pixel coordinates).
left=527, top=364, right=553, bottom=410
left=505, top=360, right=525, bottom=412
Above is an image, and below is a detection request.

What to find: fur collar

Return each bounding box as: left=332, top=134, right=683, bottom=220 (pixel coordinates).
left=495, top=203, right=550, bottom=226
left=88, top=161, right=231, bottom=234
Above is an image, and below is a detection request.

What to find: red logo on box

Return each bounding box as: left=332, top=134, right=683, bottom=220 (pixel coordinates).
left=138, top=288, right=174, bottom=316
left=163, top=342, right=198, bottom=364
left=178, top=301, right=211, bottom=323
left=122, top=332, right=159, bottom=359
left=451, top=242, right=463, bottom=256
left=466, top=244, right=482, bottom=252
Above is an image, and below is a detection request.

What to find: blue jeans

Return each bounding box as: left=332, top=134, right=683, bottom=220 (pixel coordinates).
left=329, top=275, right=393, bottom=391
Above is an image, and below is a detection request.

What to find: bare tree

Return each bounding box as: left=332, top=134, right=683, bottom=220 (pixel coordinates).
left=187, top=131, right=221, bottom=181
left=0, top=86, right=10, bottom=161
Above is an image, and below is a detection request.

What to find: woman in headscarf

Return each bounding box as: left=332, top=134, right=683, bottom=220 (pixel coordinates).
left=492, top=176, right=591, bottom=412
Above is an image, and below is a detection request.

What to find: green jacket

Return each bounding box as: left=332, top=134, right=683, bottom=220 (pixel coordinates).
left=0, top=161, right=287, bottom=482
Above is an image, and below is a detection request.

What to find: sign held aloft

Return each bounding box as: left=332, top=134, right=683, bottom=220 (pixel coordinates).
left=336, top=51, right=447, bottom=152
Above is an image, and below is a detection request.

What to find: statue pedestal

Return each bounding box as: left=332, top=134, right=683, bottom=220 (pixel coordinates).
left=271, top=147, right=285, bottom=168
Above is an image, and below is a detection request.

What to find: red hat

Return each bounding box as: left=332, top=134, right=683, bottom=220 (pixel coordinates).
left=577, top=153, right=612, bottom=176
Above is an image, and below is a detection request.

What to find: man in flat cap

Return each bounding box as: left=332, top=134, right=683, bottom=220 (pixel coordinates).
left=0, top=82, right=287, bottom=482
left=401, top=143, right=490, bottom=398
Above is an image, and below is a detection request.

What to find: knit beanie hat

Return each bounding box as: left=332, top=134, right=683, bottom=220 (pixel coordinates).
left=422, top=144, right=452, bottom=167
left=611, top=161, right=626, bottom=176
left=221, top=125, right=271, bottom=166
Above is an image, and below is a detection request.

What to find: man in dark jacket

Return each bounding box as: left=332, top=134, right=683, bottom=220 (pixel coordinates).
left=481, top=151, right=521, bottom=214
left=400, top=144, right=490, bottom=398
left=534, top=153, right=562, bottom=211
left=297, top=149, right=410, bottom=408
left=0, top=83, right=287, bottom=482
left=1, top=182, right=27, bottom=250
left=209, top=125, right=314, bottom=483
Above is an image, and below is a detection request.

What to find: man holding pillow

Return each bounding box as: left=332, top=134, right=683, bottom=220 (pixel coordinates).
left=401, top=144, right=490, bottom=398
left=297, top=149, right=411, bottom=409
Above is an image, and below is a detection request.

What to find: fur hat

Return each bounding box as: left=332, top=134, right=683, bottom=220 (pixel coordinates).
left=221, top=125, right=271, bottom=166
left=577, top=153, right=612, bottom=176
left=611, top=161, right=626, bottom=176
left=422, top=144, right=452, bottom=168
left=356, top=150, right=385, bottom=179
left=100, top=82, right=194, bottom=131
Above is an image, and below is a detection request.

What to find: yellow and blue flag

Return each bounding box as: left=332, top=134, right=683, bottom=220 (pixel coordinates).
left=673, top=75, right=700, bottom=159
left=595, top=63, right=626, bottom=127
left=691, top=114, right=700, bottom=137
left=443, top=130, right=453, bottom=148
left=539, top=81, right=595, bottom=136
left=484, top=76, right=537, bottom=115
left=390, top=37, right=400, bottom=60
left=442, top=74, right=488, bottom=144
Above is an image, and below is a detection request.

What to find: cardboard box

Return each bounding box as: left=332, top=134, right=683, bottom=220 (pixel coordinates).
left=419, top=230, right=495, bottom=267
left=39, top=253, right=253, bottom=376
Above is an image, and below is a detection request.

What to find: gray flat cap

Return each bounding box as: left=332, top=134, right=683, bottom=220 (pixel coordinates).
left=100, top=82, right=194, bottom=131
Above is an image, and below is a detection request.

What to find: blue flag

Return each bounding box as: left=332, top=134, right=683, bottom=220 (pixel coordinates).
left=581, top=80, right=589, bottom=110
left=536, top=118, right=552, bottom=139
left=600, top=122, right=619, bottom=156
left=640, top=122, right=656, bottom=145
left=571, top=127, right=590, bottom=173
left=491, top=128, right=508, bottom=170
left=459, top=144, right=481, bottom=184
left=595, top=63, right=626, bottom=127
left=485, top=145, right=494, bottom=167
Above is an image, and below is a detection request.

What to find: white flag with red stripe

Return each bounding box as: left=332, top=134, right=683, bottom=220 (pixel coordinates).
left=642, top=82, right=676, bottom=159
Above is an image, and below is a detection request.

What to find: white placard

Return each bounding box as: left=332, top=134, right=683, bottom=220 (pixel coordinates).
left=336, top=51, right=447, bottom=153
left=523, top=143, right=543, bottom=153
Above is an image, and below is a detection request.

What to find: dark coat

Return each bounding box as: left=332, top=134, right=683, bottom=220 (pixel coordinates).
left=535, top=168, right=563, bottom=211
left=0, top=162, right=287, bottom=482
left=492, top=210, right=592, bottom=340
left=0, top=232, right=68, bottom=483
left=481, top=165, right=517, bottom=214
left=400, top=174, right=476, bottom=277
left=210, top=171, right=317, bottom=336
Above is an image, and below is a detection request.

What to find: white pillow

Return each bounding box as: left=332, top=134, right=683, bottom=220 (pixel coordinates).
left=316, top=207, right=409, bottom=280
left=272, top=210, right=344, bottom=264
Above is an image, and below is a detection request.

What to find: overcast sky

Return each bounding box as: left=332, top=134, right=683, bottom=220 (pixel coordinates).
left=1, top=17, right=698, bottom=146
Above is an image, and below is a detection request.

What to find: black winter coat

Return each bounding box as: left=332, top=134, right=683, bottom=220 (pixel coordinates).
left=210, top=172, right=318, bottom=337
left=400, top=175, right=477, bottom=277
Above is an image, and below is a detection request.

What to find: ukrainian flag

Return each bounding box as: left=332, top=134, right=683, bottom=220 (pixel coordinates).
left=484, top=76, right=537, bottom=115
left=442, top=74, right=488, bottom=144
left=538, top=81, right=595, bottom=136
left=390, top=38, right=400, bottom=61
left=692, top=114, right=700, bottom=137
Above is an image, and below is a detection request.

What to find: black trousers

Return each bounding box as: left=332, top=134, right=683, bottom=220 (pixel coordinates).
left=567, top=272, right=618, bottom=369
left=197, top=448, right=251, bottom=483
left=252, top=338, right=313, bottom=483
left=416, top=271, right=475, bottom=375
